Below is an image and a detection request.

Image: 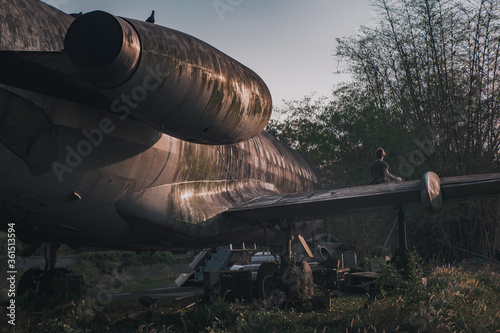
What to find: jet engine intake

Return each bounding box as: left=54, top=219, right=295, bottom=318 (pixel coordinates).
left=64, top=11, right=272, bottom=144
left=64, top=11, right=141, bottom=89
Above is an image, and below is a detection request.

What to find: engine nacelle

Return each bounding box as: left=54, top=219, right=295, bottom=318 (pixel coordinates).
left=64, top=11, right=272, bottom=144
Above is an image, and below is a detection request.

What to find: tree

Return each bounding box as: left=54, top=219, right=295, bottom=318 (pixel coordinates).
left=268, top=85, right=411, bottom=188
left=335, top=0, right=500, bottom=177
left=268, top=0, right=500, bottom=261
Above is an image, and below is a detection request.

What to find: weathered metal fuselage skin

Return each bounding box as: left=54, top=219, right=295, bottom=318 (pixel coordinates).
left=0, top=0, right=322, bottom=251
left=64, top=10, right=273, bottom=145
left=0, top=85, right=321, bottom=250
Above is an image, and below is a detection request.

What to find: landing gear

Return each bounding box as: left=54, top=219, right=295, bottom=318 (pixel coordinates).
left=256, top=262, right=278, bottom=300
left=255, top=219, right=315, bottom=305
left=255, top=260, right=314, bottom=307
left=44, top=242, right=60, bottom=271
left=38, top=267, right=71, bottom=295
left=391, top=208, right=409, bottom=270
left=17, top=243, right=83, bottom=301
left=17, top=242, right=61, bottom=296
left=17, top=268, right=43, bottom=295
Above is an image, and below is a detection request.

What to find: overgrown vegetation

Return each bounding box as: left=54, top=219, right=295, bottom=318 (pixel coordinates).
left=3, top=0, right=500, bottom=331
left=4, top=257, right=499, bottom=332
left=71, top=250, right=177, bottom=291
left=267, top=0, right=500, bottom=262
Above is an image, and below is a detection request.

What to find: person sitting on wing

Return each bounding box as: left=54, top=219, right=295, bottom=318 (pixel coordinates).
left=369, top=147, right=402, bottom=184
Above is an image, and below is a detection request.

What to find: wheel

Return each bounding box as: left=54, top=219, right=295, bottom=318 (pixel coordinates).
left=17, top=268, right=43, bottom=295
left=38, top=267, right=70, bottom=296
left=300, top=261, right=314, bottom=298
left=256, top=262, right=278, bottom=300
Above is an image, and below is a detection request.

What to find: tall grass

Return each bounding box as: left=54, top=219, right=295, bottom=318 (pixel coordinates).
left=4, top=255, right=499, bottom=332
left=342, top=254, right=500, bottom=332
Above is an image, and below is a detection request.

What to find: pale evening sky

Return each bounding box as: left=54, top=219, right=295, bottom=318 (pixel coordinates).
left=43, top=0, right=375, bottom=109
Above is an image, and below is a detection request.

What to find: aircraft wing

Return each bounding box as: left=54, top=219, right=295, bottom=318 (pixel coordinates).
left=225, top=173, right=500, bottom=223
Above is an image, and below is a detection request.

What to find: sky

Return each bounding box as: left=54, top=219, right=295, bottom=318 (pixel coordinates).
left=43, top=0, right=376, bottom=108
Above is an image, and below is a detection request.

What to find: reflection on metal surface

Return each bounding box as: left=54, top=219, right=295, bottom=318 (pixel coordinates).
left=64, top=11, right=273, bottom=145
left=2, top=0, right=499, bottom=254
left=0, top=85, right=320, bottom=249
left=420, top=171, right=443, bottom=213
left=0, top=0, right=74, bottom=51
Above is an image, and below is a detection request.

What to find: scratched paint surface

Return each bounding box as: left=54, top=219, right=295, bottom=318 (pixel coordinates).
left=63, top=12, right=273, bottom=145
left=0, top=85, right=321, bottom=248
left=0, top=0, right=321, bottom=250
left=0, top=0, right=73, bottom=51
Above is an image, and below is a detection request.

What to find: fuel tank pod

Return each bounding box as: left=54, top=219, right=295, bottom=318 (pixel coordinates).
left=64, top=11, right=272, bottom=144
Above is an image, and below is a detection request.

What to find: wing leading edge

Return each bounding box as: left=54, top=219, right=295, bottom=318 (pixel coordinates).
left=225, top=172, right=500, bottom=223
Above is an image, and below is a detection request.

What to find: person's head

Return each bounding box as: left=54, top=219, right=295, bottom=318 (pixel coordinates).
left=375, top=147, right=387, bottom=159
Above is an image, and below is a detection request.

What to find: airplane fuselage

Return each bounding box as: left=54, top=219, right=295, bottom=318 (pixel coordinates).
left=0, top=85, right=322, bottom=250
left=0, top=0, right=322, bottom=252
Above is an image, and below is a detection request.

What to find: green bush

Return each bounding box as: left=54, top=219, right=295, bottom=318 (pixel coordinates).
left=74, top=251, right=175, bottom=275
left=345, top=256, right=500, bottom=332
left=8, top=256, right=499, bottom=332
